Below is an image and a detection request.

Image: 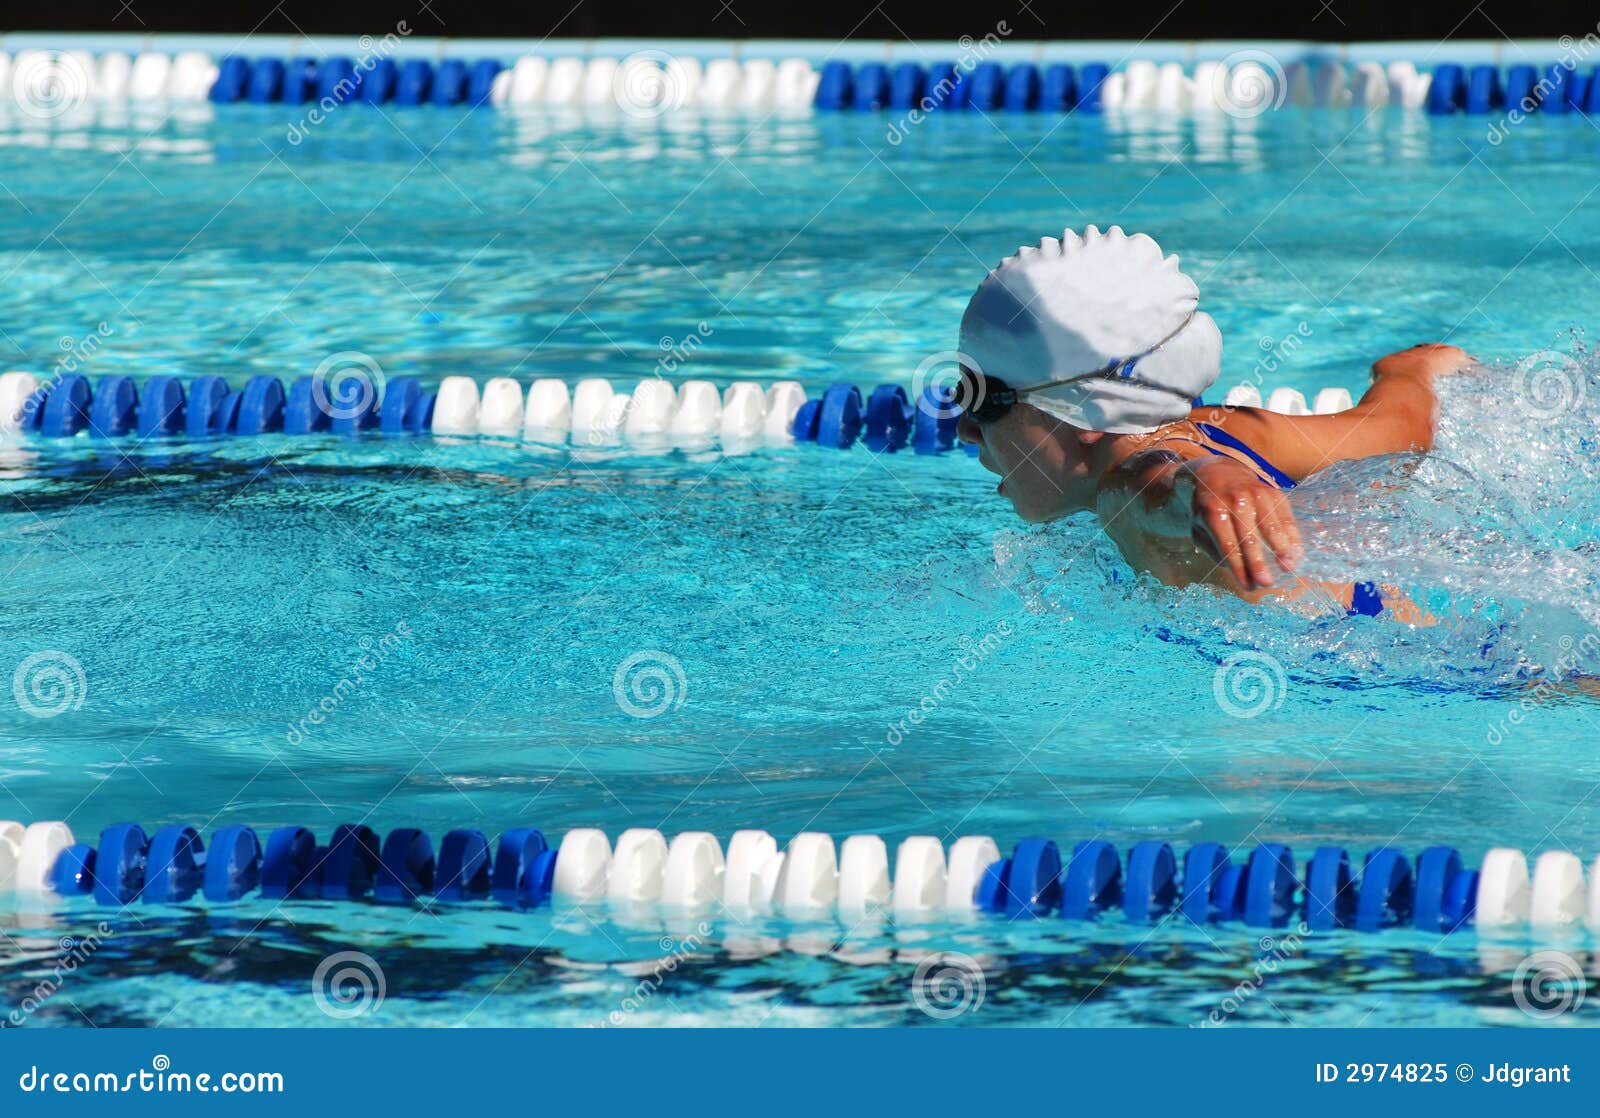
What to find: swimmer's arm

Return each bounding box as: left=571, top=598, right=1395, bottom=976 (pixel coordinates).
left=1096, top=449, right=1303, bottom=592
left=1199, top=343, right=1473, bottom=477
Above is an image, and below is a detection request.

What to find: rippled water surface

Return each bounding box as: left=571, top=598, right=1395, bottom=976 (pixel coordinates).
left=2, top=102, right=1600, bottom=1028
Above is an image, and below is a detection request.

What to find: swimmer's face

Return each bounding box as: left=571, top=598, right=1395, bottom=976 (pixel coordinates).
left=957, top=401, right=1101, bottom=522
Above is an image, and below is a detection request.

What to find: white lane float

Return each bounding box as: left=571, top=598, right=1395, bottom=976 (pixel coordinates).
left=762, top=382, right=806, bottom=441
left=891, top=836, right=947, bottom=918
left=774, top=832, right=838, bottom=917
left=773, top=59, right=818, bottom=109
left=478, top=376, right=524, bottom=434
left=945, top=836, right=1001, bottom=912
left=1313, top=387, right=1354, bottom=414
left=723, top=829, right=779, bottom=911
left=661, top=832, right=724, bottom=908
left=0, top=822, right=22, bottom=890
left=699, top=59, right=741, bottom=109
left=431, top=375, right=482, bottom=435
left=1265, top=387, right=1310, bottom=415
left=1475, top=847, right=1531, bottom=929
left=623, top=378, right=676, bottom=436
left=523, top=378, right=572, bottom=430
left=583, top=58, right=620, bottom=106
left=128, top=52, right=172, bottom=99
left=569, top=377, right=616, bottom=436
left=95, top=52, right=133, bottom=99
left=544, top=58, right=584, bottom=105
left=739, top=59, right=778, bottom=111
left=1528, top=850, right=1585, bottom=927
left=719, top=382, right=767, bottom=440
left=15, top=822, right=74, bottom=894
left=551, top=828, right=611, bottom=900
left=837, top=834, right=891, bottom=915
left=607, top=828, right=669, bottom=904
left=669, top=381, right=721, bottom=438
left=509, top=57, right=548, bottom=104
left=0, top=371, right=41, bottom=430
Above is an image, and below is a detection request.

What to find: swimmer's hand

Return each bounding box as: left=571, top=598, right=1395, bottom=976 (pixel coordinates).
left=1372, top=343, right=1473, bottom=382
left=1174, top=457, right=1303, bottom=590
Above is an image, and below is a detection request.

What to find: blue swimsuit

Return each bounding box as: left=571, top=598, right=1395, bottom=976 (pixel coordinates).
left=1185, top=422, right=1384, bottom=618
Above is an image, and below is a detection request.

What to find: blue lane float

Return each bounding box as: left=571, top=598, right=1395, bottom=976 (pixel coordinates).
left=88, top=376, right=138, bottom=438
left=853, top=63, right=889, bottom=111
left=432, top=60, right=469, bottom=106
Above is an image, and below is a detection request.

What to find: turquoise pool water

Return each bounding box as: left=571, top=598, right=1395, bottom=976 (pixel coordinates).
left=2, top=101, right=1600, bottom=1027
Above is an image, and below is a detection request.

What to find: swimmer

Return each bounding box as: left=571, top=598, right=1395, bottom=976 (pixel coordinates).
left=955, top=226, right=1472, bottom=615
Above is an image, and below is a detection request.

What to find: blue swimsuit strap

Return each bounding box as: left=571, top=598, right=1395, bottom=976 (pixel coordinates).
left=1191, top=422, right=1298, bottom=490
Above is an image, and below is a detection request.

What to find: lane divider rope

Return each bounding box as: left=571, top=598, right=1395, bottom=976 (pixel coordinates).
left=5, top=49, right=1594, bottom=117
left=4, top=819, right=1597, bottom=935
left=0, top=371, right=1352, bottom=456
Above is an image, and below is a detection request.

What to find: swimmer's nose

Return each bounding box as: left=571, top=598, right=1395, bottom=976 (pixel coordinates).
left=957, top=415, right=981, bottom=445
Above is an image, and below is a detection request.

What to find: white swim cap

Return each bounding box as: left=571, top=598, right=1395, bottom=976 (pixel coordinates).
left=958, top=225, right=1221, bottom=433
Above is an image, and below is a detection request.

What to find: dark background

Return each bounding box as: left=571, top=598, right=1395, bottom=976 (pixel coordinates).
left=14, top=1, right=1600, bottom=41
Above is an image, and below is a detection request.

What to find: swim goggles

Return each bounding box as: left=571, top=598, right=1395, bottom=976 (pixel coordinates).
left=960, top=308, right=1197, bottom=425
